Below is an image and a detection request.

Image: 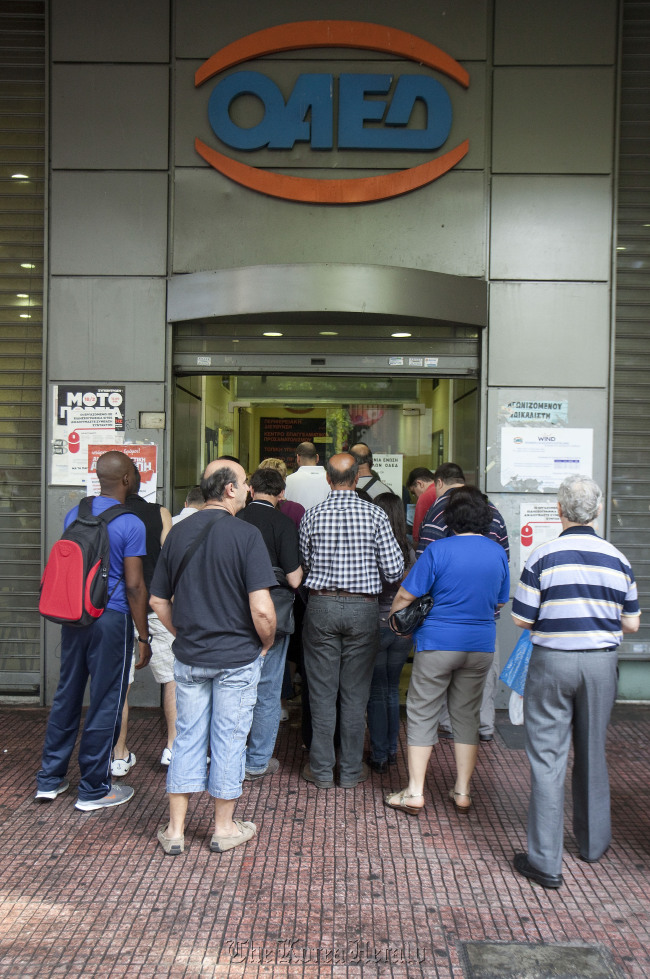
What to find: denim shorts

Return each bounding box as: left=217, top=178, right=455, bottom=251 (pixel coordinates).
left=167, top=654, right=263, bottom=799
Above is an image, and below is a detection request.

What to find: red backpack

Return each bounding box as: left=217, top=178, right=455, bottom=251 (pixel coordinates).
left=39, top=497, right=127, bottom=627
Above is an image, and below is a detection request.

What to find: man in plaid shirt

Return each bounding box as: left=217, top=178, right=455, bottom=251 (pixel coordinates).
left=299, top=453, right=404, bottom=789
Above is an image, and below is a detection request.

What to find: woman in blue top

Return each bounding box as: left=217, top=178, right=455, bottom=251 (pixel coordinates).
left=384, top=486, right=510, bottom=817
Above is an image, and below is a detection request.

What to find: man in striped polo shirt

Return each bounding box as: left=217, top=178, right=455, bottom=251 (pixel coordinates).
left=511, top=475, right=640, bottom=889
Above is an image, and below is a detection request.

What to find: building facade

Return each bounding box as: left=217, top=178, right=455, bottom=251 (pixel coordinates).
left=0, top=0, right=648, bottom=704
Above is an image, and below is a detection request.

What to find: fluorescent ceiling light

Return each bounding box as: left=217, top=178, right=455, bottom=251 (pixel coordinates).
left=391, top=331, right=412, bottom=338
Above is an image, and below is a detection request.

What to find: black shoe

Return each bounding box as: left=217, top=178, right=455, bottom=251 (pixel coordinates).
left=367, top=758, right=388, bottom=774
left=479, top=733, right=494, bottom=743
left=513, top=852, right=563, bottom=889
left=339, top=762, right=370, bottom=788
left=301, top=763, right=334, bottom=789
left=438, top=729, right=454, bottom=741
left=387, top=753, right=397, bottom=766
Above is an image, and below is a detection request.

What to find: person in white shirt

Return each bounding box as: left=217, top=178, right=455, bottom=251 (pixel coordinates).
left=284, top=442, right=330, bottom=510
left=171, top=485, right=204, bottom=525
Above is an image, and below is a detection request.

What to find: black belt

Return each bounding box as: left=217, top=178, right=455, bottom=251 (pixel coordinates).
left=309, top=588, right=377, bottom=602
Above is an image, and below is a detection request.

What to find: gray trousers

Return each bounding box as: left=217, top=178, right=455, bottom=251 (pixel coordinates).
left=303, top=594, right=379, bottom=783
left=524, top=645, right=618, bottom=875
left=438, top=637, right=499, bottom=736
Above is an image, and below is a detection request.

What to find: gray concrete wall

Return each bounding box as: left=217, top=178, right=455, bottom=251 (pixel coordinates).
left=45, top=0, right=621, bottom=702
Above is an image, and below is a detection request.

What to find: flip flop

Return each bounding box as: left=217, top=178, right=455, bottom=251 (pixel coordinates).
left=449, top=788, right=472, bottom=814
left=383, top=789, right=424, bottom=816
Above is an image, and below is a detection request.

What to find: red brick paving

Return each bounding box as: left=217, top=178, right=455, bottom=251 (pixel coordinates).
left=0, top=704, right=649, bottom=978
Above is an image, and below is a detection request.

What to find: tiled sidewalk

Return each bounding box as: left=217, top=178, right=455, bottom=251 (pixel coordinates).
left=0, top=704, right=649, bottom=978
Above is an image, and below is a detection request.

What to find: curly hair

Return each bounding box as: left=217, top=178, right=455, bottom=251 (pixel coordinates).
left=445, top=485, right=492, bottom=535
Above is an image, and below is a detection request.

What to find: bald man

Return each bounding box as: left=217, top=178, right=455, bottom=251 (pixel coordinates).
left=36, top=450, right=150, bottom=812
left=150, top=459, right=277, bottom=856
left=299, top=453, right=404, bottom=789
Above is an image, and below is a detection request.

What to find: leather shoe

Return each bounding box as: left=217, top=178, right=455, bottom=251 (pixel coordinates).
left=479, top=733, right=494, bottom=743
left=513, top=852, right=563, bottom=889
left=301, top=763, right=334, bottom=789
left=366, top=757, right=388, bottom=774
left=438, top=729, right=453, bottom=741
left=339, top=762, right=370, bottom=788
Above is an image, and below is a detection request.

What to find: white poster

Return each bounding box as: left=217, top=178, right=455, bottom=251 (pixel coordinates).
left=372, top=454, right=403, bottom=496
left=519, top=502, right=562, bottom=570
left=501, top=428, right=593, bottom=491
left=50, top=385, right=126, bottom=485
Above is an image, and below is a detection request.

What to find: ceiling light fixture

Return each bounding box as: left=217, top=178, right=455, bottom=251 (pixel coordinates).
left=319, top=330, right=338, bottom=336
left=21, top=263, right=36, bottom=269
left=20, top=313, right=31, bottom=319
left=391, top=331, right=412, bottom=338
left=17, top=293, right=28, bottom=299
left=263, top=331, right=283, bottom=337
left=12, top=173, right=29, bottom=179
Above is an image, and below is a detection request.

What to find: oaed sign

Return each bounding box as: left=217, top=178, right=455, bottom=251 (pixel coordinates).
left=194, top=21, right=469, bottom=204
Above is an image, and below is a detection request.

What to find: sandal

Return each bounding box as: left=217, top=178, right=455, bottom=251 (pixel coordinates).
left=383, top=789, right=424, bottom=816
left=449, top=788, right=471, bottom=814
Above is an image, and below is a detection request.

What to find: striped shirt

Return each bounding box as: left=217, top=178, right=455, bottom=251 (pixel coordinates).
left=512, top=526, right=640, bottom=650
left=299, top=490, right=404, bottom=593
left=416, top=491, right=510, bottom=559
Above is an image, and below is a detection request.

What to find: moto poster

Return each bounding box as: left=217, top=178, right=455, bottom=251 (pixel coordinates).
left=50, top=385, right=126, bottom=485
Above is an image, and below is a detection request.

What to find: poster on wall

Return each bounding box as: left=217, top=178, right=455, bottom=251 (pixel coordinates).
left=500, top=428, right=593, bottom=492
left=372, top=454, right=403, bottom=496
left=519, top=501, right=562, bottom=571
left=259, top=417, right=327, bottom=470
left=50, top=385, right=126, bottom=485
left=85, top=444, right=158, bottom=502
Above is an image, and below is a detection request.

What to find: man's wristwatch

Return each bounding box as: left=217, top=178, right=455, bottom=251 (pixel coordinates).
left=138, top=633, right=153, bottom=645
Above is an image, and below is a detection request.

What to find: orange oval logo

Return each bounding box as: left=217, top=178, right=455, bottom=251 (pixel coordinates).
left=195, top=21, right=469, bottom=204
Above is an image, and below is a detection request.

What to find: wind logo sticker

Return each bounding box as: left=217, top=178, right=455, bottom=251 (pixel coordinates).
left=194, top=21, right=469, bottom=204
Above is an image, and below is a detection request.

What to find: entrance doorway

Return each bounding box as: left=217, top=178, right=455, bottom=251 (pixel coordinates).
left=172, top=370, right=479, bottom=512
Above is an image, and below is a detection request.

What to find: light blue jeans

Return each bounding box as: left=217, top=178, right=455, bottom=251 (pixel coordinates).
left=168, top=654, right=262, bottom=800
left=246, top=633, right=290, bottom=774
left=366, top=623, right=412, bottom=763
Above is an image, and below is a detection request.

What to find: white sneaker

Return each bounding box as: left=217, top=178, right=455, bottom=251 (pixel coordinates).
left=160, top=747, right=172, bottom=767
left=35, top=779, right=70, bottom=801
left=280, top=708, right=289, bottom=721
left=111, top=752, right=136, bottom=777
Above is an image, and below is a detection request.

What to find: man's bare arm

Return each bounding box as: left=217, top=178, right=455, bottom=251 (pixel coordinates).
left=159, top=506, right=173, bottom=545
left=150, top=593, right=176, bottom=637
left=622, top=613, right=641, bottom=634
left=249, top=588, right=276, bottom=654
left=286, top=566, right=303, bottom=590
left=511, top=615, right=532, bottom=631
left=124, top=555, right=151, bottom=670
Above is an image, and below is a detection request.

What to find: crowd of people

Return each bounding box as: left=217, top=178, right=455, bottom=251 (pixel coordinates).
left=35, top=443, right=640, bottom=888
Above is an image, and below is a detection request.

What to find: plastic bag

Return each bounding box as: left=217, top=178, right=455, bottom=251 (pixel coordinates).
left=508, top=690, right=524, bottom=725
left=499, top=629, right=533, bottom=696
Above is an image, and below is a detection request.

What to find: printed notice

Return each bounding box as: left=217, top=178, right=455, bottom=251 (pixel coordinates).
left=519, top=501, right=562, bottom=570
left=372, top=454, right=403, bottom=496
left=501, top=428, right=593, bottom=491
left=85, top=444, right=158, bottom=501
left=50, top=385, right=125, bottom=485
left=502, top=399, right=568, bottom=425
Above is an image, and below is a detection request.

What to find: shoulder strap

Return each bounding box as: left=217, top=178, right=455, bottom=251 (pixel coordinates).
left=362, top=475, right=380, bottom=492
left=76, top=497, right=126, bottom=524
left=171, top=511, right=228, bottom=593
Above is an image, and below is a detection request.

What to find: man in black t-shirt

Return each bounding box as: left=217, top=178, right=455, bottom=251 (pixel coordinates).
left=238, top=468, right=303, bottom=780
left=150, top=460, right=276, bottom=857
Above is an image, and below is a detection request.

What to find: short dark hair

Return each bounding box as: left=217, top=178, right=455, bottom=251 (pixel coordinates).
left=434, top=462, right=465, bottom=485
left=445, top=485, right=492, bottom=535
left=350, top=443, right=372, bottom=467
left=250, top=467, right=285, bottom=496
left=327, top=457, right=358, bottom=487
left=201, top=465, right=239, bottom=501
left=296, top=442, right=318, bottom=462
left=185, top=485, right=204, bottom=506
left=407, top=467, right=434, bottom=488
left=131, top=463, right=141, bottom=493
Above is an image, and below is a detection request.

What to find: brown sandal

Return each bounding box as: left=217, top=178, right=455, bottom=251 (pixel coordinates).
left=449, top=788, right=472, bottom=814
left=383, top=789, right=424, bottom=816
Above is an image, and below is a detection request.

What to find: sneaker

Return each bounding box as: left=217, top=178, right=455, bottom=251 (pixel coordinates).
left=160, top=747, right=172, bottom=767
left=280, top=707, right=289, bottom=721
left=75, top=784, right=134, bottom=811
left=111, top=752, right=136, bottom=777
left=35, top=779, right=70, bottom=802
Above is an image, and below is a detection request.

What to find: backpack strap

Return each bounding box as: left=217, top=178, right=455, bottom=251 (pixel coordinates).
left=171, top=510, right=228, bottom=593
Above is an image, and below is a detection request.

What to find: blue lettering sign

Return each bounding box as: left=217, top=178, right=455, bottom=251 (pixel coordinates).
left=208, top=70, right=452, bottom=152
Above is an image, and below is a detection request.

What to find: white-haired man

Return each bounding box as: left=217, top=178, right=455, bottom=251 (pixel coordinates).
left=511, top=475, right=640, bottom=889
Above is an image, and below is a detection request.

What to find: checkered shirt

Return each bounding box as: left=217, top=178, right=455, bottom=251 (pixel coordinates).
left=299, top=490, right=404, bottom=593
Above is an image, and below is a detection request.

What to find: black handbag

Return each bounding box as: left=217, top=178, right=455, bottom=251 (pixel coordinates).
left=271, top=566, right=295, bottom=636
left=388, top=595, right=433, bottom=636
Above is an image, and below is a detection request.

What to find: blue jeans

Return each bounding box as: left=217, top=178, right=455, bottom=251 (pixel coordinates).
left=246, top=633, right=290, bottom=774
left=366, top=623, right=412, bottom=763
left=168, top=655, right=262, bottom=800
left=303, top=594, right=379, bottom=783
left=37, top=610, right=132, bottom=802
